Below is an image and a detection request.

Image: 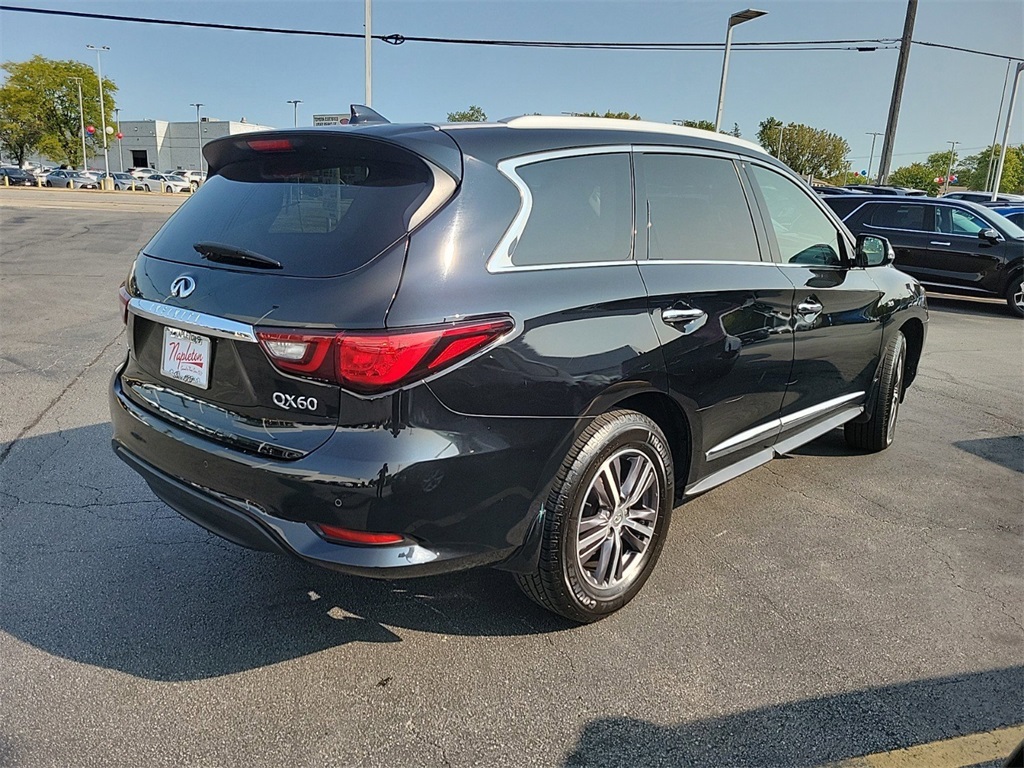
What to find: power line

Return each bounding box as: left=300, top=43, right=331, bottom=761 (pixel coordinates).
left=911, top=39, right=1023, bottom=63
left=0, top=4, right=894, bottom=51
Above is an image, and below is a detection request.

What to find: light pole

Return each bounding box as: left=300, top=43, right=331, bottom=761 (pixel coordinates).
left=114, top=107, right=123, bottom=172
left=714, top=8, right=767, bottom=132
left=985, top=60, right=1013, bottom=192
left=287, top=99, right=302, bottom=127
left=992, top=61, right=1024, bottom=201
left=86, top=45, right=111, bottom=188
left=365, top=0, right=372, bottom=106
left=69, top=77, right=87, bottom=171
left=190, top=103, right=204, bottom=175
left=777, top=121, right=785, bottom=159
left=866, top=131, right=883, bottom=179
left=942, top=140, right=959, bottom=194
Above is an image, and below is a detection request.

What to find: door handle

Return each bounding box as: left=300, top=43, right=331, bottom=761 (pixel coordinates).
left=930, top=241, right=951, bottom=246
left=662, top=307, right=707, bottom=324
left=661, top=306, right=708, bottom=335
left=796, top=300, right=823, bottom=314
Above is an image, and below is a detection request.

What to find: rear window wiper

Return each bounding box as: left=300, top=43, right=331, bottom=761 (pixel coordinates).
left=193, top=242, right=283, bottom=270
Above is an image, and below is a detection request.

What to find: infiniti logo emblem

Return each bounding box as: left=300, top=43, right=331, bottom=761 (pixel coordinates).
left=170, top=276, right=196, bottom=299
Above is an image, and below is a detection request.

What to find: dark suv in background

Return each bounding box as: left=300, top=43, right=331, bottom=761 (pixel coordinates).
left=823, top=195, right=1024, bottom=317
left=111, top=109, right=927, bottom=621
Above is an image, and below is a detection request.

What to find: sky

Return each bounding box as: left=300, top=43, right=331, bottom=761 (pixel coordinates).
left=1, top=0, right=1022, bottom=172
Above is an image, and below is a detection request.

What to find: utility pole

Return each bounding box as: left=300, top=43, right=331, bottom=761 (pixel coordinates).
left=991, top=62, right=1024, bottom=201
left=942, top=140, right=959, bottom=194
left=866, top=132, right=883, bottom=179
left=190, top=103, right=204, bottom=175
left=69, top=77, right=86, bottom=171
left=875, top=0, right=917, bottom=184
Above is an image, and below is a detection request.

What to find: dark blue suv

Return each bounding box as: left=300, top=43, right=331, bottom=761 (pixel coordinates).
left=111, top=109, right=927, bottom=621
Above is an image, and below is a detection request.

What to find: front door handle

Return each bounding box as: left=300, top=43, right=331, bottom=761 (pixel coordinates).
left=796, top=300, right=823, bottom=314
left=661, top=306, right=708, bottom=335
left=930, top=241, right=951, bottom=246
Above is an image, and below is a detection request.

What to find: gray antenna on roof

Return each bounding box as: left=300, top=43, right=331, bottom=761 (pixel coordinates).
left=349, top=105, right=390, bottom=125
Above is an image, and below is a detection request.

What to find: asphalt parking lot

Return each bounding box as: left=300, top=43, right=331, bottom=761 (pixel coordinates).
left=1, top=188, right=1021, bottom=767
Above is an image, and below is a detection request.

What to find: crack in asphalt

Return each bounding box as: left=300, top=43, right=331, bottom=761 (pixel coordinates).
left=0, top=328, right=125, bottom=469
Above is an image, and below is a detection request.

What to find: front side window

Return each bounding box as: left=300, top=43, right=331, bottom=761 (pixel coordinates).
left=641, top=153, right=760, bottom=262
left=941, top=207, right=988, bottom=236
left=751, top=166, right=843, bottom=266
left=511, top=152, right=632, bottom=266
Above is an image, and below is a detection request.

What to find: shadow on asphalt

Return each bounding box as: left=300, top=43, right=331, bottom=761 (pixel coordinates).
left=925, top=294, right=1014, bottom=318
left=0, top=425, right=573, bottom=682
left=563, top=666, right=1024, bottom=767
left=954, top=435, right=1024, bottom=475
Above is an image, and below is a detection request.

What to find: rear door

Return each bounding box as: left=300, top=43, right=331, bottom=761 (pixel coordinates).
left=745, top=163, right=883, bottom=430
left=635, top=149, right=794, bottom=482
left=854, top=200, right=939, bottom=284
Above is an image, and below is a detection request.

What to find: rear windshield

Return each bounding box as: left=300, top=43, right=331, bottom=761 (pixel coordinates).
left=144, top=144, right=434, bottom=277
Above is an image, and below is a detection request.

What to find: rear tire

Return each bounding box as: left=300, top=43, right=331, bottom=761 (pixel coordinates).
left=845, top=330, right=906, bottom=452
left=514, top=409, right=673, bottom=623
left=1005, top=275, right=1024, bottom=319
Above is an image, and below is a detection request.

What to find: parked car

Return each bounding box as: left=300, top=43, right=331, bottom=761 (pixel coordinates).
left=44, top=169, right=98, bottom=189
left=845, top=184, right=927, bottom=196
left=141, top=173, right=189, bottom=193
left=0, top=167, right=37, bottom=186
left=128, top=167, right=159, bottom=180
left=101, top=172, right=142, bottom=191
left=812, top=184, right=868, bottom=196
left=822, top=194, right=1024, bottom=317
left=990, top=205, right=1024, bottom=229
left=111, top=111, right=928, bottom=622
left=942, top=191, right=1024, bottom=204
left=179, top=169, right=207, bottom=190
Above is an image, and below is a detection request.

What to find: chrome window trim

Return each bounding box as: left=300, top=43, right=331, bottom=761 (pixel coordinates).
left=408, top=160, right=458, bottom=232
left=129, top=298, right=258, bottom=343
left=705, top=390, right=865, bottom=461
left=486, top=145, right=635, bottom=274
left=632, top=145, right=746, bottom=162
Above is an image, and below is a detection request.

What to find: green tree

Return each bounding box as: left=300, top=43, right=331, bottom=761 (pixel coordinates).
left=680, top=119, right=715, bottom=131
left=577, top=110, right=642, bottom=120
left=446, top=105, right=486, bottom=122
left=0, top=55, right=116, bottom=168
left=888, top=163, right=940, bottom=195
left=756, top=117, right=850, bottom=179
left=955, top=144, right=1024, bottom=193
left=0, top=85, right=44, bottom=165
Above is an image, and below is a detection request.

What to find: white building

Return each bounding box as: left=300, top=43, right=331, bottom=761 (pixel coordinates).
left=113, top=117, right=274, bottom=173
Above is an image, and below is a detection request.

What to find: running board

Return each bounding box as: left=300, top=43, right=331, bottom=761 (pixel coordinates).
left=684, top=406, right=863, bottom=497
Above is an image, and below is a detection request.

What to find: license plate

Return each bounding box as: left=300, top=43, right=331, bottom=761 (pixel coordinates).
left=160, top=326, right=211, bottom=389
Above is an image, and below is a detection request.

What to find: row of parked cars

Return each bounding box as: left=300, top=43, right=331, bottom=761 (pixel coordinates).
left=0, top=165, right=206, bottom=192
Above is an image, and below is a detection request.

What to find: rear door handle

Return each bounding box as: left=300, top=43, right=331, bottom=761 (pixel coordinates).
left=662, top=307, right=707, bottom=324
left=796, top=300, right=823, bottom=314
left=661, top=306, right=708, bottom=335
left=930, top=241, right=951, bottom=246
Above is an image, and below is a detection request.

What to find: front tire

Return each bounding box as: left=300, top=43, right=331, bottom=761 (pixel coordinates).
left=845, top=330, right=906, bottom=452
left=515, top=410, right=673, bottom=623
left=1005, top=275, right=1024, bottom=319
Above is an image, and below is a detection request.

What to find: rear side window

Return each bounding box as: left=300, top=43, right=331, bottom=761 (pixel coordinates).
left=641, top=153, right=760, bottom=262
left=868, top=203, right=931, bottom=232
left=144, top=141, right=437, bottom=277
left=511, top=153, right=632, bottom=266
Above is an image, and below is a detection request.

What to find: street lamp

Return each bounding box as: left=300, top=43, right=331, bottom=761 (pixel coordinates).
left=190, top=103, right=204, bottom=176
left=85, top=45, right=111, bottom=188
left=866, top=131, right=883, bottom=179
left=992, top=62, right=1024, bottom=201
left=287, top=99, right=302, bottom=127
left=714, top=8, right=767, bottom=132
left=943, top=140, right=959, bottom=194
left=69, top=77, right=86, bottom=171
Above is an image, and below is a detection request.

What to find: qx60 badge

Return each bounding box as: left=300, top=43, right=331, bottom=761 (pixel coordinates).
left=273, top=392, right=319, bottom=412
left=170, top=275, right=196, bottom=299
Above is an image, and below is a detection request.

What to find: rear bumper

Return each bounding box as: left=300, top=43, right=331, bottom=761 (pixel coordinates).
left=109, top=366, right=569, bottom=577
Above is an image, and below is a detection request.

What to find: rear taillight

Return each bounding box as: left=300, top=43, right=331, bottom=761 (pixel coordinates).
left=118, top=283, right=131, bottom=324
left=256, top=317, right=513, bottom=395
left=247, top=138, right=294, bottom=153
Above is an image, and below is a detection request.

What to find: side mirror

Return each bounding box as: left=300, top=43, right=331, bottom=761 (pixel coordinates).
left=855, top=233, right=895, bottom=267
left=979, top=228, right=1001, bottom=244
